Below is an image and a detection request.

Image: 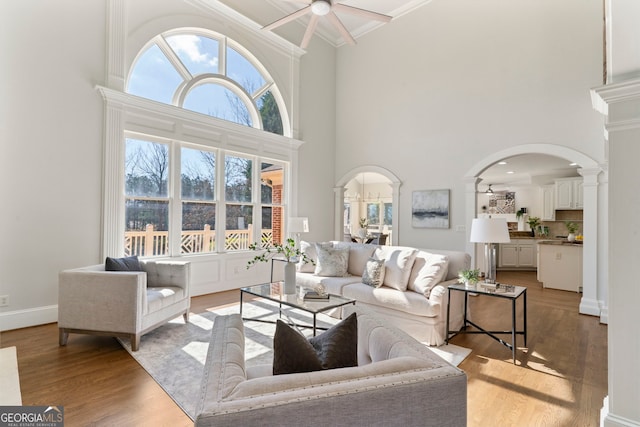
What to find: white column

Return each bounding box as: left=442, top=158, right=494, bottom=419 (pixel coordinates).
left=578, top=168, right=602, bottom=316
left=592, top=79, right=640, bottom=427
left=333, top=186, right=345, bottom=241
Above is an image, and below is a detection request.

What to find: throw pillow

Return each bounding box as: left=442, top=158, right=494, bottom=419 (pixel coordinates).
left=297, top=241, right=332, bottom=273
left=314, top=244, right=349, bottom=277
left=273, top=320, right=323, bottom=375
left=309, top=312, right=358, bottom=369
left=407, top=252, right=449, bottom=298
left=105, top=255, right=142, bottom=272
left=362, top=257, right=386, bottom=288
left=374, top=247, right=418, bottom=291
left=272, top=313, right=358, bottom=375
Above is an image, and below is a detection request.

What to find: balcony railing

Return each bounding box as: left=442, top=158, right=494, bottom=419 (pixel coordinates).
left=124, top=224, right=274, bottom=257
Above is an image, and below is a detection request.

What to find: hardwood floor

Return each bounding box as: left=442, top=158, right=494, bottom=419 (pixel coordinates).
left=0, top=271, right=607, bottom=426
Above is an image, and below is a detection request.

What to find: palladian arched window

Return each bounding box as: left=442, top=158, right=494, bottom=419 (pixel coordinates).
left=127, top=29, right=285, bottom=135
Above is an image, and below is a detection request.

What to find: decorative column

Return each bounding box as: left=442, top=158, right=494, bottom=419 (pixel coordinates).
left=592, top=79, right=640, bottom=427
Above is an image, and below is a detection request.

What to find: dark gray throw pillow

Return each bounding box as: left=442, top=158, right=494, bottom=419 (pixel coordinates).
left=105, top=255, right=142, bottom=272
left=272, top=313, right=358, bottom=375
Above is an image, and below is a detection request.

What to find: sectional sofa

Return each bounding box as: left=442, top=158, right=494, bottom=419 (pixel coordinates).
left=194, top=306, right=467, bottom=426
left=295, top=241, right=471, bottom=346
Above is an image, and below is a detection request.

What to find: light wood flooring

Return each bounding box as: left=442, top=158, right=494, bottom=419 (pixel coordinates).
left=0, top=271, right=607, bottom=426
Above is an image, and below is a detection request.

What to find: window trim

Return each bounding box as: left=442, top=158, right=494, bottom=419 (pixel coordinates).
left=98, top=86, right=303, bottom=259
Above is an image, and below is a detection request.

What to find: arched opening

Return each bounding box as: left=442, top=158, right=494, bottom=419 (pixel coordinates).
left=335, top=166, right=402, bottom=246
left=464, top=144, right=605, bottom=319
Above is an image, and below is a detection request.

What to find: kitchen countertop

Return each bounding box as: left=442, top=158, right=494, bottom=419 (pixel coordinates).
left=537, top=240, right=583, bottom=247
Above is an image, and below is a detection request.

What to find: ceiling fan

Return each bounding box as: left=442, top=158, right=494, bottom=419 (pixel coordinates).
left=263, top=0, right=392, bottom=48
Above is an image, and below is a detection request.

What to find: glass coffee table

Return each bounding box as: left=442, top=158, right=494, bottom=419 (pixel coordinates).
left=240, top=282, right=355, bottom=336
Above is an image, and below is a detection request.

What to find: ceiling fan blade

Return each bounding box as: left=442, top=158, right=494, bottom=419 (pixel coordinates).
left=263, top=6, right=312, bottom=32
left=300, top=14, right=319, bottom=48
left=326, top=11, right=356, bottom=45
left=332, top=4, right=392, bottom=23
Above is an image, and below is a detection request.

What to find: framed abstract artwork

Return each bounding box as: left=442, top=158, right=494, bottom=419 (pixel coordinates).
left=412, top=189, right=450, bottom=228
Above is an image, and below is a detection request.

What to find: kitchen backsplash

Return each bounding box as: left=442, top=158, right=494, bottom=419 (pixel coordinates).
left=508, top=210, right=584, bottom=238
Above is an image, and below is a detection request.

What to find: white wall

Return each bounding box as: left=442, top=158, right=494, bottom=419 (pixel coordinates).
left=0, top=1, right=106, bottom=327
left=335, top=0, right=604, bottom=251
left=0, top=0, right=337, bottom=329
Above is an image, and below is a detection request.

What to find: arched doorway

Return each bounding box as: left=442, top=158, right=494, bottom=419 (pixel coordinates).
left=464, top=144, right=606, bottom=320
left=335, top=166, right=401, bottom=246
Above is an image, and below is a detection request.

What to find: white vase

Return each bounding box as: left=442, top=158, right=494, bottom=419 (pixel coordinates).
left=567, top=233, right=576, bottom=242
left=357, top=228, right=367, bottom=239
left=465, top=281, right=476, bottom=289
left=284, top=262, right=297, bottom=294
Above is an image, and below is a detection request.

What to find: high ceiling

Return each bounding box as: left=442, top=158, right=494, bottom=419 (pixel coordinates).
left=479, top=154, right=581, bottom=191
left=265, top=0, right=433, bottom=47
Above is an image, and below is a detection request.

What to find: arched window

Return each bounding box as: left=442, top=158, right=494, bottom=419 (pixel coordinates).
left=127, top=29, right=285, bottom=135
left=107, top=28, right=294, bottom=258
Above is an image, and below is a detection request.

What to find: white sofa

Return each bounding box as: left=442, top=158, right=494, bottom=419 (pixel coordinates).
left=295, top=241, right=470, bottom=346
left=194, top=306, right=467, bottom=427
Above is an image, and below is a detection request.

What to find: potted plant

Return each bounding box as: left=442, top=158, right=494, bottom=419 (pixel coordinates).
left=565, top=221, right=579, bottom=242
left=526, top=216, right=540, bottom=237
left=246, top=238, right=314, bottom=294
left=458, top=268, right=481, bottom=289
left=357, top=217, right=368, bottom=238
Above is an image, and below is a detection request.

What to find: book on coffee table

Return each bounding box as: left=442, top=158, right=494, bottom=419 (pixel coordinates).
left=303, top=291, right=330, bottom=300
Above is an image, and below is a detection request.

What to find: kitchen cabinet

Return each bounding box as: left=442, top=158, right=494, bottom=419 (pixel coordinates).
left=542, top=184, right=555, bottom=220
left=555, top=178, right=583, bottom=210
left=499, top=239, right=536, bottom=269
left=538, top=242, right=582, bottom=292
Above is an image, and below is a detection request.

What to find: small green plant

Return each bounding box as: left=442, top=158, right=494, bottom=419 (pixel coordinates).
left=246, top=238, right=314, bottom=269
left=516, top=209, right=525, bottom=220
left=526, top=216, right=540, bottom=230
left=565, top=221, right=579, bottom=234
left=458, top=269, right=481, bottom=285
left=359, top=217, right=368, bottom=228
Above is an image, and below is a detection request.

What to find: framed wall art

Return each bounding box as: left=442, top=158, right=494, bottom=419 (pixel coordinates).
left=412, top=189, right=450, bottom=229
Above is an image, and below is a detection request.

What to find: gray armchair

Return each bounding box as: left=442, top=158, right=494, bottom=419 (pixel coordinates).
left=58, top=259, right=190, bottom=351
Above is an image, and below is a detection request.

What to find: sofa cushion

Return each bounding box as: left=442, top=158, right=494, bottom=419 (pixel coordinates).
left=362, top=257, right=386, bottom=288
left=314, top=244, right=349, bottom=277
left=342, top=283, right=442, bottom=317
left=407, top=252, right=450, bottom=298
left=272, top=313, right=358, bottom=375
left=374, top=246, right=418, bottom=291
left=296, top=273, right=362, bottom=296
left=105, top=255, right=142, bottom=272
left=342, top=243, right=377, bottom=276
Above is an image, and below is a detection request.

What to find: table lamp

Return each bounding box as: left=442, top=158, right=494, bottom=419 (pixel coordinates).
left=288, top=217, right=309, bottom=246
left=470, top=217, right=510, bottom=284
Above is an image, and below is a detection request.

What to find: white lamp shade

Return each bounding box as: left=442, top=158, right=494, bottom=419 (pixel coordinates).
left=469, top=218, right=510, bottom=243
left=288, top=217, right=309, bottom=233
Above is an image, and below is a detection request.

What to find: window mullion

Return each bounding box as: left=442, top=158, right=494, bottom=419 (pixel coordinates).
left=169, top=141, right=182, bottom=256
left=253, top=156, right=262, bottom=245
left=216, top=149, right=226, bottom=253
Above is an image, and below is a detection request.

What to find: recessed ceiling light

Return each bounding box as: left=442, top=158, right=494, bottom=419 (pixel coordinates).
left=498, top=161, right=507, bottom=165
left=569, top=162, right=578, bottom=166
left=507, top=171, right=515, bottom=174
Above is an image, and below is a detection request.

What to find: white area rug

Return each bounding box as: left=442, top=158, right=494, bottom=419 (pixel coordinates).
left=118, top=302, right=471, bottom=420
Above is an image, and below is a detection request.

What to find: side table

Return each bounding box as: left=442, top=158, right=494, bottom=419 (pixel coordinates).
left=446, top=282, right=527, bottom=364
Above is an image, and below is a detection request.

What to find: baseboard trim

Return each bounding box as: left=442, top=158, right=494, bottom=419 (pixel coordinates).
left=579, top=297, right=601, bottom=317
left=0, top=305, right=58, bottom=331
left=601, top=396, right=640, bottom=427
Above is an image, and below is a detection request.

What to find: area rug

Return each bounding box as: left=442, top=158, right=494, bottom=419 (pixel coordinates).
left=118, top=302, right=471, bottom=420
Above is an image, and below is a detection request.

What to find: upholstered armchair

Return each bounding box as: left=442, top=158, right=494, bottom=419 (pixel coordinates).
left=58, top=259, right=191, bottom=351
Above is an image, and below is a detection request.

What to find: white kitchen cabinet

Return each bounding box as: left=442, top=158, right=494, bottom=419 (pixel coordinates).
left=538, top=243, right=583, bottom=292
left=555, top=178, right=583, bottom=210
left=542, top=185, right=555, bottom=220
left=499, top=239, right=536, bottom=269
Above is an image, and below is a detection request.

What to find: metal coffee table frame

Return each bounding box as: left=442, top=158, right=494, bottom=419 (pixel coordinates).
left=240, top=282, right=355, bottom=336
